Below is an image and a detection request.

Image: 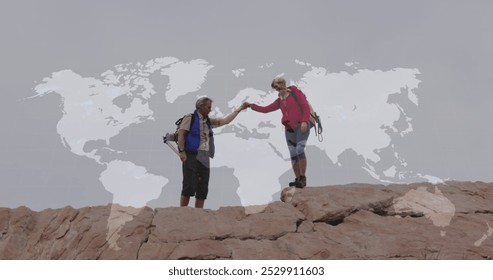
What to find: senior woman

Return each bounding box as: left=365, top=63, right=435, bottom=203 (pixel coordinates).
left=244, top=77, right=311, bottom=188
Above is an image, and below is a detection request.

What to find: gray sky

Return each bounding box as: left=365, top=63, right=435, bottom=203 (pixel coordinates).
left=1, top=0, right=492, bottom=210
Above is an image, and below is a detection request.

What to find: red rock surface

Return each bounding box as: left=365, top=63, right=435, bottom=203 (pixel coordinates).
left=1, top=181, right=492, bottom=259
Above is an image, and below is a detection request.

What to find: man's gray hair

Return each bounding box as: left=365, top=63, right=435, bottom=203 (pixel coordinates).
left=195, top=96, right=213, bottom=109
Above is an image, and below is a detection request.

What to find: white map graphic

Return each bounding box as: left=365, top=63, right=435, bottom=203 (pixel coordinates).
left=393, top=186, right=456, bottom=236
left=32, top=57, right=212, bottom=207
left=31, top=56, right=446, bottom=247
left=31, top=56, right=443, bottom=207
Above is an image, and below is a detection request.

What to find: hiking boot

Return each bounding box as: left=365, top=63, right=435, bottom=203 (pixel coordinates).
left=297, top=176, right=307, bottom=188
left=289, top=177, right=299, bottom=187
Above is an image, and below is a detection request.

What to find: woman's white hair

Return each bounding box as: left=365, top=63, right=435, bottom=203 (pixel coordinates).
left=271, top=77, right=286, bottom=88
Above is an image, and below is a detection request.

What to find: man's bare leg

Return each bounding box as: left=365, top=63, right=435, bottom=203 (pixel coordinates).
left=180, top=195, right=190, bottom=207
left=195, top=198, right=205, bottom=208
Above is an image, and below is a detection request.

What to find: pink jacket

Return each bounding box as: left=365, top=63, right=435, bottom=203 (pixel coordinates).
left=251, top=86, right=311, bottom=129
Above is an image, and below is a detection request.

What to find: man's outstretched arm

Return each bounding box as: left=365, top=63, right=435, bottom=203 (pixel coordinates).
left=212, top=104, right=248, bottom=127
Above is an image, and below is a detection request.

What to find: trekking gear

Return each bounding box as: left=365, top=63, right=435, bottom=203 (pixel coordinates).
left=281, top=86, right=323, bottom=142
left=163, top=120, right=183, bottom=156
left=289, top=177, right=299, bottom=187
left=185, top=111, right=215, bottom=157
left=163, top=112, right=215, bottom=158
left=297, top=175, right=307, bottom=188
left=288, top=176, right=307, bottom=188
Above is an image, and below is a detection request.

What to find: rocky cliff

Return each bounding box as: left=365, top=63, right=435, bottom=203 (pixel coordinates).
left=1, top=181, right=492, bottom=259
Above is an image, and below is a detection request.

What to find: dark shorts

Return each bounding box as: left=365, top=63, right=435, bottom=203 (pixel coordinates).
left=285, top=125, right=310, bottom=163
left=182, top=151, right=210, bottom=199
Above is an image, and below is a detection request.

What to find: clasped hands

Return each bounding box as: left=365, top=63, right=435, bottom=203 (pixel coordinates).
left=240, top=102, right=252, bottom=110
left=238, top=102, right=308, bottom=133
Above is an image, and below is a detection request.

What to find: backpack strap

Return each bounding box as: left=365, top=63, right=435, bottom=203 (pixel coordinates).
left=175, top=117, right=183, bottom=126
left=288, top=87, right=304, bottom=115
left=288, top=87, right=324, bottom=141
left=277, top=87, right=304, bottom=114
left=175, top=113, right=195, bottom=129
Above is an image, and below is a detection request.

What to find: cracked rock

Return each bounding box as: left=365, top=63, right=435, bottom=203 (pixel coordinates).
left=0, top=182, right=492, bottom=259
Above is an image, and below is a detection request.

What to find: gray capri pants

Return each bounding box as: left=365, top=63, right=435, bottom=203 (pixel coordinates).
left=285, top=125, right=310, bottom=164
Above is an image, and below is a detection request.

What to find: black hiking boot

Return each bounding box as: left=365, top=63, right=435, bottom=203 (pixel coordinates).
left=289, top=177, right=305, bottom=188
left=289, top=177, right=299, bottom=187
left=297, top=176, right=307, bottom=188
